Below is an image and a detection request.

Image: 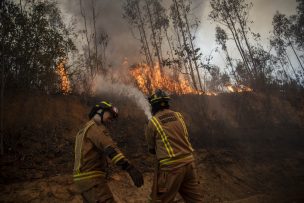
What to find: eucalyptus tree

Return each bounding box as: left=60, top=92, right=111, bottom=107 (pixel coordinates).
left=215, top=26, right=239, bottom=82
left=295, top=0, right=304, bottom=50
left=123, top=0, right=160, bottom=94
left=144, top=0, right=168, bottom=72
left=170, top=0, right=203, bottom=90
left=209, top=0, right=256, bottom=81
left=209, top=0, right=282, bottom=89
left=79, top=0, right=109, bottom=77
left=272, top=12, right=304, bottom=73
left=123, top=0, right=153, bottom=69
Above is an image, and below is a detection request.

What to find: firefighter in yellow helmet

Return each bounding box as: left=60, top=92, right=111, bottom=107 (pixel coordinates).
left=73, top=101, right=144, bottom=203
left=145, top=90, right=202, bottom=203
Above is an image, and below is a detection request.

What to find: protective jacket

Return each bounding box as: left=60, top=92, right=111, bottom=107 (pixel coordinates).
left=145, top=109, right=202, bottom=202
left=73, top=120, right=127, bottom=193
left=145, top=109, right=194, bottom=170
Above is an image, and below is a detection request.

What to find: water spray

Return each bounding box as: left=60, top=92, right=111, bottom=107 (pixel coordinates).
left=92, top=75, right=152, bottom=120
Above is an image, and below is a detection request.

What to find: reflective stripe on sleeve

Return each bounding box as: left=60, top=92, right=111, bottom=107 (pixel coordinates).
left=151, top=117, right=175, bottom=157
left=176, top=112, right=188, bottom=136
left=175, top=112, right=194, bottom=152
left=111, top=153, right=125, bottom=164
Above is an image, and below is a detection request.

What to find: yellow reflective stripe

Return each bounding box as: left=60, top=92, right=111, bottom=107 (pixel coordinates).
left=176, top=112, right=188, bottom=136
left=73, top=170, right=105, bottom=181
left=151, top=118, right=173, bottom=157
left=111, top=153, right=125, bottom=164
left=74, top=170, right=104, bottom=177
left=101, top=101, right=112, bottom=107
left=151, top=117, right=175, bottom=157
left=153, top=117, right=175, bottom=157
left=74, top=120, right=95, bottom=173
left=175, top=112, right=194, bottom=152
left=159, top=154, right=193, bottom=166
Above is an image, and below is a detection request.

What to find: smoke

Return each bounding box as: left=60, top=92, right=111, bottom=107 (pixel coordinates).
left=59, top=0, right=298, bottom=69
left=58, top=0, right=206, bottom=68
left=59, top=0, right=141, bottom=68
left=92, top=75, right=152, bottom=120
left=59, top=0, right=299, bottom=86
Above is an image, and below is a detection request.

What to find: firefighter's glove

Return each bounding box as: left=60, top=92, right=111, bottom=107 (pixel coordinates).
left=126, top=165, right=144, bottom=187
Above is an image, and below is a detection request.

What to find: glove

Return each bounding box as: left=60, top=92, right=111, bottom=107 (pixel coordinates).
left=126, top=164, right=144, bottom=187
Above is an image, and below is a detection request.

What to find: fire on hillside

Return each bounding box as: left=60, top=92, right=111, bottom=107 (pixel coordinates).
left=56, top=58, right=71, bottom=95
left=129, top=63, right=252, bottom=95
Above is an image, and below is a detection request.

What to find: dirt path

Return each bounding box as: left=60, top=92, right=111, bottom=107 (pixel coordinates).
left=0, top=173, right=153, bottom=203
left=1, top=148, right=304, bottom=203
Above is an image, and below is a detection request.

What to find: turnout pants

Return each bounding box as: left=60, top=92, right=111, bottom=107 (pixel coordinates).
left=81, top=182, right=115, bottom=203
left=151, top=162, right=203, bottom=203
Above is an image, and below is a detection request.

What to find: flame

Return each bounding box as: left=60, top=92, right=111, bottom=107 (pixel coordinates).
left=225, top=84, right=253, bottom=93
left=129, top=63, right=252, bottom=95
left=56, top=58, right=71, bottom=94
left=129, top=63, right=217, bottom=95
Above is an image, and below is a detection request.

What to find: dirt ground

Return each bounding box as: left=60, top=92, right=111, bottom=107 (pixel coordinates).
left=1, top=146, right=304, bottom=203
left=1, top=93, right=304, bottom=202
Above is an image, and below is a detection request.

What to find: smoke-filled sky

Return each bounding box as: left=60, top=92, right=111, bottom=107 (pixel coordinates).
left=59, top=0, right=298, bottom=70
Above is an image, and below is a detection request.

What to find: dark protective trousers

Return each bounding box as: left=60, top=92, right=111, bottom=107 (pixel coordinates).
left=151, top=162, right=203, bottom=203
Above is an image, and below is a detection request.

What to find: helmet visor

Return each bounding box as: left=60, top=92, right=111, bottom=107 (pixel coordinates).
left=111, top=106, right=119, bottom=118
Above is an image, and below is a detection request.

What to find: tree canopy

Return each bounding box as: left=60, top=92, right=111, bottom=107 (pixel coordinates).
left=1, top=0, right=75, bottom=92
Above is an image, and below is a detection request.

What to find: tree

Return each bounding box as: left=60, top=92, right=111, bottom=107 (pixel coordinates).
left=1, top=0, right=75, bottom=91
left=207, top=65, right=230, bottom=91
left=215, top=26, right=239, bottom=82
left=273, top=12, right=304, bottom=72
left=270, top=30, right=299, bottom=82
left=210, top=0, right=283, bottom=89
left=295, top=0, right=304, bottom=50
left=144, top=0, right=165, bottom=72
left=170, top=0, right=204, bottom=90
left=209, top=0, right=255, bottom=82
left=79, top=0, right=109, bottom=77
left=123, top=0, right=153, bottom=68
left=123, top=0, right=154, bottom=93
left=0, top=0, right=76, bottom=154
left=271, top=11, right=304, bottom=85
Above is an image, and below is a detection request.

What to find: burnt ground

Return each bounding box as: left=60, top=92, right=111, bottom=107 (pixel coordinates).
left=0, top=92, right=304, bottom=203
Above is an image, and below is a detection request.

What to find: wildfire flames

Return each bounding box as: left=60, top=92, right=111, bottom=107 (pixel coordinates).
left=130, top=63, right=205, bottom=95
left=129, top=63, right=252, bottom=95
left=56, top=58, right=71, bottom=94
left=225, top=84, right=253, bottom=93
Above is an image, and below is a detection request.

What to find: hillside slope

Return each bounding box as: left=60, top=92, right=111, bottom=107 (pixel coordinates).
left=0, top=91, right=304, bottom=202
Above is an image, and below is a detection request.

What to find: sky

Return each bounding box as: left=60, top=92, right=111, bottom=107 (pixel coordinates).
left=197, top=0, right=298, bottom=67
left=59, top=0, right=299, bottom=71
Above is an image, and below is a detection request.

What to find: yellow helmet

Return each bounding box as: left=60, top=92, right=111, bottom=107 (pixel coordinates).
left=148, top=89, right=171, bottom=106
left=88, top=101, right=118, bottom=119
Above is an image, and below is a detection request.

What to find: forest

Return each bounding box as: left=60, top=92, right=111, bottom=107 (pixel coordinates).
left=0, top=0, right=304, bottom=202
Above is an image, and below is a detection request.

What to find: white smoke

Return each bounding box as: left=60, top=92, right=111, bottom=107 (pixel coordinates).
left=92, top=75, right=152, bottom=120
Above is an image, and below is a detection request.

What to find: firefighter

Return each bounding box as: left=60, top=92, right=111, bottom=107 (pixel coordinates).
left=73, top=101, right=144, bottom=203
left=145, top=89, right=203, bottom=203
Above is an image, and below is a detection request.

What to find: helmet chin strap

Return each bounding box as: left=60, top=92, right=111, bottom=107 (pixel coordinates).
left=96, top=109, right=104, bottom=123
